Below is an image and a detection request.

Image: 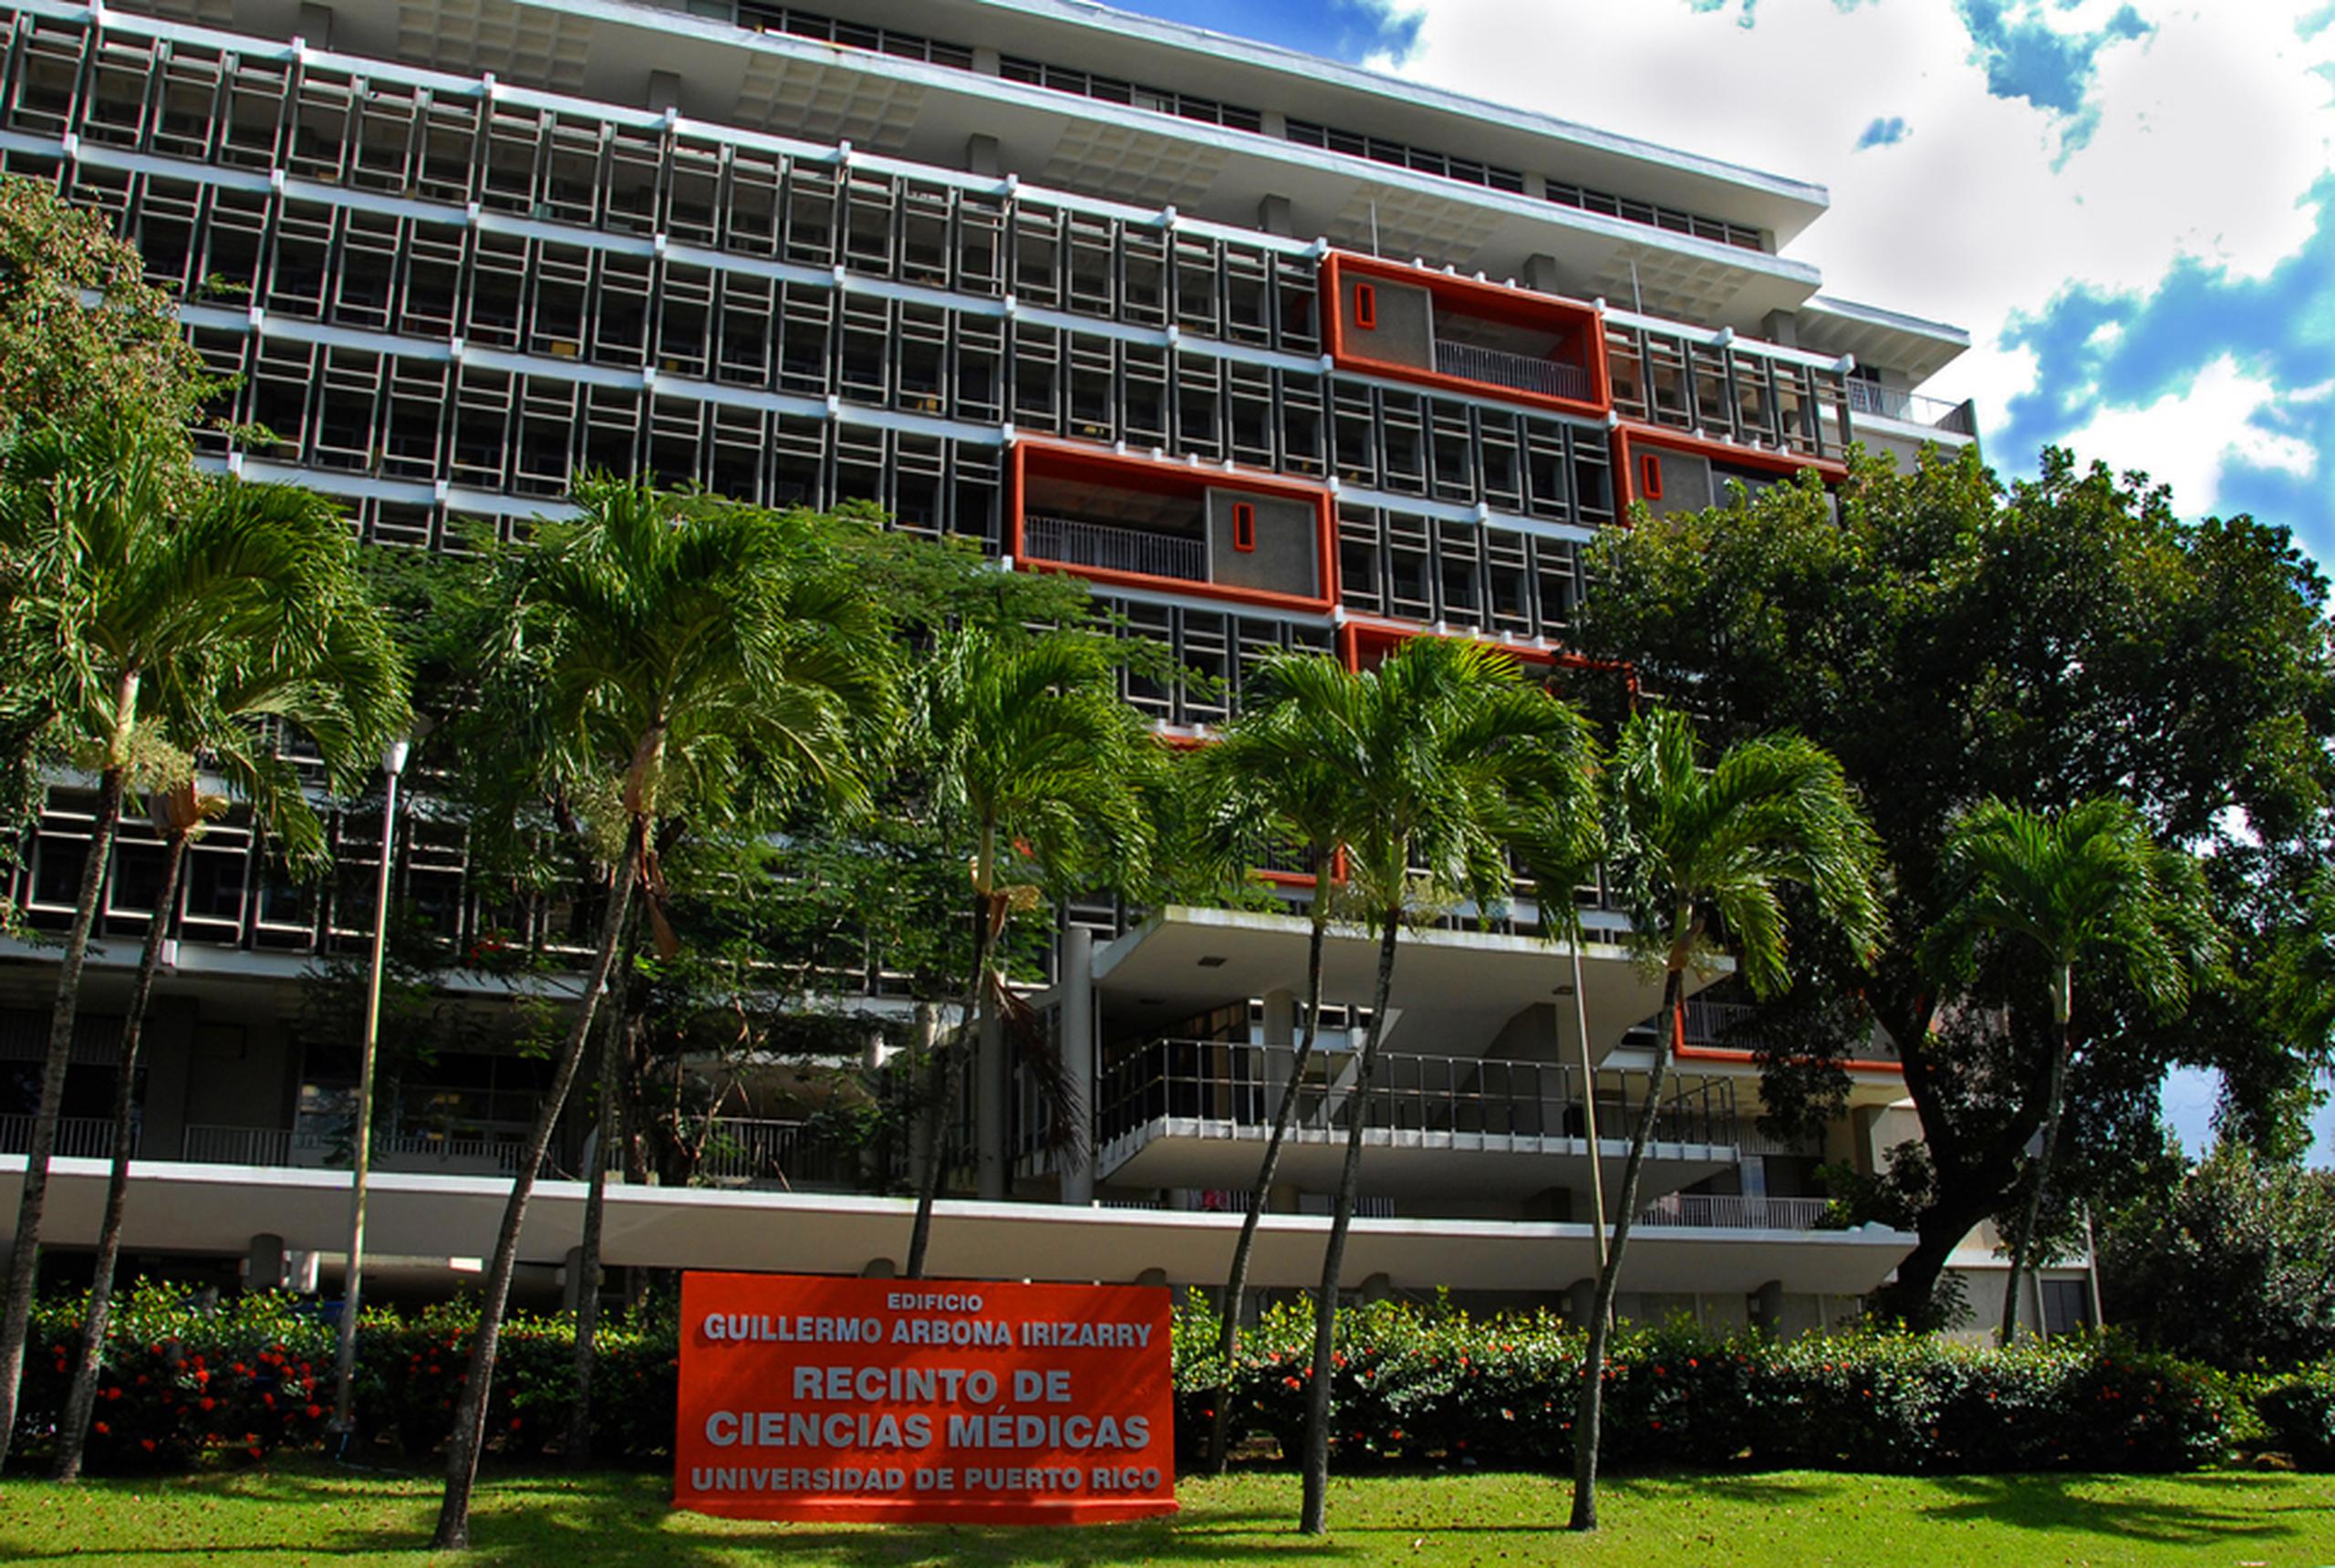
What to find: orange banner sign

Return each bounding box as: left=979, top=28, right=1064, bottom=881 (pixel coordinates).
left=674, top=1272, right=1177, bottom=1524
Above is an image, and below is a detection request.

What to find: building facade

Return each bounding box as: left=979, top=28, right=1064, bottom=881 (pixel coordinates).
left=0, top=0, right=2064, bottom=1334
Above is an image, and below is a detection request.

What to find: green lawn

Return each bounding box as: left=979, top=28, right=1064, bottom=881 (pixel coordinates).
left=2, top=1461, right=2331, bottom=1565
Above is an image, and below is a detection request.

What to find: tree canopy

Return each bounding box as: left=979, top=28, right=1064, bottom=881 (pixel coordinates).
left=1577, top=444, right=2335, bottom=1321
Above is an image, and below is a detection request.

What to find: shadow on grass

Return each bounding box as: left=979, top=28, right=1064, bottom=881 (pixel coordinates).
left=1915, top=1473, right=2330, bottom=1549
left=0, top=1462, right=1364, bottom=1566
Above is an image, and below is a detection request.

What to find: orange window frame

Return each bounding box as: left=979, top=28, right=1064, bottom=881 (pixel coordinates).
left=1640, top=452, right=1664, bottom=500
left=1354, top=282, right=1376, bottom=330
left=1231, top=501, right=1256, bottom=552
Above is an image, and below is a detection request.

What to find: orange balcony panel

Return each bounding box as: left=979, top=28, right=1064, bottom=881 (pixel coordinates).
left=1613, top=426, right=1845, bottom=516
left=1010, top=441, right=1337, bottom=614
left=1323, top=252, right=1608, bottom=417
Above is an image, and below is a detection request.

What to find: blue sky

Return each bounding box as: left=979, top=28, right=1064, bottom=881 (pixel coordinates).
left=1118, top=0, right=2335, bottom=1161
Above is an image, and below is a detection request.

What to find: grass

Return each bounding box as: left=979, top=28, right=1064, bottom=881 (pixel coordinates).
left=1, top=1460, right=2331, bottom=1565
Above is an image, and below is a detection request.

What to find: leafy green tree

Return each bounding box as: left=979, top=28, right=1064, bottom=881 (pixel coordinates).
left=1564, top=707, right=1883, bottom=1532
left=1925, top=796, right=2220, bottom=1344
left=431, top=479, right=889, bottom=1550
left=0, top=419, right=406, bottom=1472
left=2101, top=1142, right=2335, bottom=1369
left=898, top=625, right=1157, bottom=1280
left=1282, top=638, right=1581, bottom=1535
left=1577, top=446, right=2335, bottom=1322
left=54, top=577, right=405, bottom=1481
left=1187, top=659, right=1361, bottom=1475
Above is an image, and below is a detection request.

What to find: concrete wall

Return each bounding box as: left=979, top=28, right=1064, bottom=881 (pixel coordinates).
left=1638, top=448, right=1714, bottom=517
left=1207, top=487, right=1318, bottom=597
left=1345, top=275, right=1435, bottom=369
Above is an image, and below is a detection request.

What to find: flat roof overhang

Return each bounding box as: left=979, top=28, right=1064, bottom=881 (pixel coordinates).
left=1097, top=1121, right=1734, bottom=1207
left=1090, top=905, right=1714, bottom=1059
left=0, top=1157, right=1914, bottom=1296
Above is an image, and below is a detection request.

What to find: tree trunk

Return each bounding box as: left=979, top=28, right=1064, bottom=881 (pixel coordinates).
left=432, top=819, right=643, bottom=1552
left=2001, top=965, right=2075, bottom=1346
left=1298, top=913, right=1400, bottom=1537
left=905, top=885, right=996, bottom=1282
left=1208, top=890, right=1329, bottom=1474
left=1569, top=963, right=1684, bottom=1532
left=52, top=825, right=187, bottom=1481
left=0, top=763, right=127, bottom=1473
left=566, top=912, right=639, bottom=1468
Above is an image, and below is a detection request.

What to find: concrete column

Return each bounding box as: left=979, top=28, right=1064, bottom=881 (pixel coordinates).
left=1256, top=193, right=1294, bottom=238
left=646, top=69, right=682, bottom=114
left=245, top=1233, right=286, bottom=1293
left=140, top=1008, right=193, bottom=1160
left=1134, top=1267, right=1168, bottom=1289
left=1059, top=926, right=1096, bottom=1207
left=905, top=1003, right=937, bottom=1193
left=1564, top=1277, right=1596, bottom=1326
left=1759, top=308, right=1800, bottom=348
left=1522, top=254, right=1566, bottom=296
left=965, top=134, right=1002, bottom=178
left=560, top=1245, right=587, bottom=1314
left=296, top=3, right=335, bottom=47
left=976, top=1002, right=1008, bottom=1201
left=1261, top=987, right=1295, bottom=1128
left=1359, top=1272, right=1392, bottom=1303
left=1749, top=1278, right=1783, bottom=1337
left=861, top=1257, right=898, bottom=1279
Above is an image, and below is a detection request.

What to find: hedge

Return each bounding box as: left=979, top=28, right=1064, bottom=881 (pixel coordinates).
left=7, top=1282, right=2309, bottom=1477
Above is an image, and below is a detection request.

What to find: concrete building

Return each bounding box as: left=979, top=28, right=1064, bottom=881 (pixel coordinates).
left=0, top=0, right=2067, bottom=1333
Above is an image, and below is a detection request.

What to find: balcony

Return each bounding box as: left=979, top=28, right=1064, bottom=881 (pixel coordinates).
left=1845, top=379, right=1977, bottom=437
left=0, top=1115, right=134, bottom=1160
left=1636, top=1192, right=1832, bottom=1231
left=1022, top=514, right=1205, bottom=585
left=172, top=1116, right=859, bottom=1189
left=1432, top=340, right=1593, bottom=403
left=1092, top=1038, right=1738, bottom=1202
left=1326, top=253, right=1602, bottom=413
left=1013, top=443, right=1332, bottom=609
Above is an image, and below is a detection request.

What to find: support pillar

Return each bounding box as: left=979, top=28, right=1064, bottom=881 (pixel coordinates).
left=1261, top=987, right=1295, bottom=1130
left=1256, top=193, right=1294, bottom=237
left=976, top=1002, right=1008, bottom=1201
left=1358, top=1272, right=1392, bottom=1304
left=861, top=1257, right=898, bottom=1280
left=1564, top=1277, right=1597, bottom=1327
left=1134, top=1267, right=1168, bottom=1289
left=1059, top=926, right=1096, bottom=1206
left=1749, top=1278, right=1783, bottom=1337
left=245, top=1233, right=286, bottom=1293
left=561, top=1245, right=587, bottom=1314
left=1522, top=253, right=1566, bottom=296
left=966, top=134, right=1002, bottom=177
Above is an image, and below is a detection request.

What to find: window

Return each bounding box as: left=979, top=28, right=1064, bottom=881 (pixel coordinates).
left=1354, top=283, right=1376, bottom=331
left=1231, top=502, right=1256, bottom=553
left=1639, top=452, right=1664, bottom=500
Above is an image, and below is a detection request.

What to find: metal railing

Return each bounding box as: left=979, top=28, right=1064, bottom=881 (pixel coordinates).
left=1433, top=340, right=1593, bottom=402
left=0, top=1115, right=133, bottom=1159
left=1635, top=1192, right=1831, bottom=1231
left=651, top=1116, right=860, bottom=1189
left=1845, top=379, right=1977, bottom=435
left=182, top=1124, right=294, bottom=1165
left=1097, top=1039, right=1737, bottom=1156
left=1022, top=514, right=1206, bottom=583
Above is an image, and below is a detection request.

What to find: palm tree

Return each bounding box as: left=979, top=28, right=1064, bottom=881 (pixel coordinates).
left=52, top=524, right=407, bottom=1481
left=1292, top=637, right=1584, bottom=1535
left=898, top=625, right=1154, bottom=1281
left=1188, top=660, right=1360, bottom=1475
left=1923, top=796, right=2217, bottom=1345
left=0, top=419, right=400, bottom=1471
left=1567, top=707, right=1884, bottom=1532
left=431, top=480, right=888, bottom=1550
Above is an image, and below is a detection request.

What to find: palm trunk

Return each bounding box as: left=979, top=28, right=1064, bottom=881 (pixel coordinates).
left=1208, top=883, right=1329, bottom=1474
left=1569, top=962, right=1685, bottom=1532
left=432, top=818, right=643, bottom=1552
left=1298, top=912, right=1400, bottom=1537
left=2001, top=965, right=2074, bottom=1346
left=52, top=825, right=188, bottom=1481
left=566, top=910, right=639, bottom=1468
left=0, top=761, right=127, bottom=1473
left=906, top=836, right=998, bottom=1282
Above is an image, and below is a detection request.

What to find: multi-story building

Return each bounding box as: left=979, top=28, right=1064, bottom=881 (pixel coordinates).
left=1, top=0, right=2070, bottom=1336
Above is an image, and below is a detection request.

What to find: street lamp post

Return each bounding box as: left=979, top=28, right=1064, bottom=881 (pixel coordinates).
left=329, top=734, right=410, bottom=1445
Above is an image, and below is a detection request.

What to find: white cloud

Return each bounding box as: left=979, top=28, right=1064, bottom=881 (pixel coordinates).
left=1371, top=0, right=2335, bottom=418
left=2050, top=354, right=2319, bottom=510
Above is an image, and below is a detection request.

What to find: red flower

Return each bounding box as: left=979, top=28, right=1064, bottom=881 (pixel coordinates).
left=93, top=1422, right=109, bottom=1436
left=306, top=1404, right=322, bottom=1419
